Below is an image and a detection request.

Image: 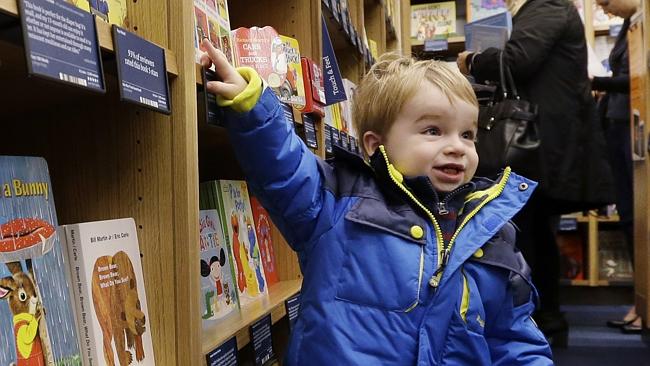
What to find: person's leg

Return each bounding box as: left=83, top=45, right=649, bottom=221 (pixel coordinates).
left=605, top=121, right=640, bottom=330
left=513, top=190, right=568, bottom=345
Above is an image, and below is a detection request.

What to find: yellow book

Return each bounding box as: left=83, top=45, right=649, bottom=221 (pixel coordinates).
left=410, top=2, right=456, bottom=45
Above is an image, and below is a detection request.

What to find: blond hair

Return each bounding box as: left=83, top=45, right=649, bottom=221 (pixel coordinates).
left=352, top=53, right=478, bottom=144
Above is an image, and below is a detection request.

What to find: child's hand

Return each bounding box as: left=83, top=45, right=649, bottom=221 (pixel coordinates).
left=199, top=38, right=247, bottom=100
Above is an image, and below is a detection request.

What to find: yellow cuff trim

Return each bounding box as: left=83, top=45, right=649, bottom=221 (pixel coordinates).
left=216, top=67, right=263, bottom=113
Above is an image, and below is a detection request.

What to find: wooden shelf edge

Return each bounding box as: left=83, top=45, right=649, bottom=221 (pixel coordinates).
left=0, top=0, right=178, bottom=76
left=561, top=279, right=633, bottom=287
left=561, top=212, right=620, bottom=223
left=201, top=279, right=303, bottom=356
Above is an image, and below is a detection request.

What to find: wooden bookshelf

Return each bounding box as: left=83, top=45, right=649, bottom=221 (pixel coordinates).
left=201, top=280, right=302, bottom=356
left=0, top=0, right=411, bottom=364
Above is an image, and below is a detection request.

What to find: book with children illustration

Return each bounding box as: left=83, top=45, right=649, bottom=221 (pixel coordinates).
left=193, top=0, right=233, bottom=66
left=410, top=2, right=456, bottom=45
left=231, top=26, right=306, bottom=107
left=198, top=209, right=238, bottom=325
left=61, top=218, right=155, bottom=366
left=206, top=180, right=268, bottom=307
left=0, top=156, right=81, bottom=366
left=249, top=196, right=279, bottom=287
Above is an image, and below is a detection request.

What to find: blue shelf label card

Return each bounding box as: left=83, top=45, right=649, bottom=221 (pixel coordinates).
left=250, top=314, right=274, bottom=366
left=19, top=0, right=105, bottom=92
left=331, top=127, right=341, bottom=148
left=113, top=26, right=171, bottom=114
left=340, top=131, right=350, bottom=151
left=202, top=69, right=222, bottom=126
left=285, top=292, right=301, bottom=332
left=302, top=114, right=319, bottom=149
left=206, top=337, right=239, bottom=366
left=558, top=217, right=578, bottom=232
left=424, top=39, right=449, bottom=52
left=324, top=125, right=333, bottom=154
left=281, top=103, right=295, bottom=124
left=349, top=136, right=358, bottom=155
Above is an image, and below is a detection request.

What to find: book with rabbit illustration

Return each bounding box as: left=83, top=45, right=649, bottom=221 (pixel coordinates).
left=202, top=180, right=268, bottom=307
left=198, top=209, right=238, bottom=326
left=61, top=218, right=155, bottom=365
left=0, top=156, right=81, bottom=366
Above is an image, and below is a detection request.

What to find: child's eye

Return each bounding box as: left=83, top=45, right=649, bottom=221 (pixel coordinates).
left=462, top=130, right=476, bottom=140
left=424, top=127, right=441, bottom=136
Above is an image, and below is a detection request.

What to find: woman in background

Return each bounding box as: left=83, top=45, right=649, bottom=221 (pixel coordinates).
left=457, top=0, right=615, bottom=346
left=591, top=0, right=641, bottom=334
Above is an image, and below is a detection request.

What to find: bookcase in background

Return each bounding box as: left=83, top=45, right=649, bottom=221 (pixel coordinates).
left=0, top=0, right=409, bottom=365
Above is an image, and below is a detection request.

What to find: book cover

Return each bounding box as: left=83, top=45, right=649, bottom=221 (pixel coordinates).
left=63, top=218, right=155, bottom=365
left=231, top=27, right=306, bottom=107
left=464, top=11, right=512, bottom=51
left=297, top=57, right=325, bottom=116
left=248, top=196, right=278, bottom=287
left=84, top=0, right=129, bottom=27
left=557, top=232, right=584, bottom=280
left=598, top=230, right=633, bottom=280
left=68, top=0, right=91, bottom=12
left=215, top=181, right=268, bottom=307
left=0, top=156, right=81, bottom=366
left=410, top=2, right=456, bottom=46
left=464, top=24, right=509, bottom=52
left=467, top=0, right=507, bottom=22
left=199, top=209, right=238, bottom=325
left=195, top=0, right=233, bottom=66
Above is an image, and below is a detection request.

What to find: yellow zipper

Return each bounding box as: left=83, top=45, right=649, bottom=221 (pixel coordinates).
left=379, top=146, right=442, bottom=312
left=429, top=167, right=512, bottom=287
left=378, top=147, right=512, bottom=308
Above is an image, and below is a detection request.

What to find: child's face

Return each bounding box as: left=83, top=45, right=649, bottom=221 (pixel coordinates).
left=383, top=82, right=478, bottom=192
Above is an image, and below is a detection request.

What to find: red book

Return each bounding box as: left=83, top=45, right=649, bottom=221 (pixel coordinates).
left=249, top=196, right=279, bottom=286
left=297, top=57, right=326, bottom=116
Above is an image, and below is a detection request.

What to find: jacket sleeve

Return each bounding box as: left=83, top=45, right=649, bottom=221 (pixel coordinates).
left=486, top=283, right=554, bottom=365
left=471, top=0, right=570, bottom=84
left=476, top=223, right=553, bottom=365
left=219, top=70, right=337, bottom=253
left=591, top=75, right=630, bottom=93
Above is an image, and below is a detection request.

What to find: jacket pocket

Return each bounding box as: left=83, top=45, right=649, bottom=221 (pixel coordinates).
left=334, top=230, right=424, bottom=312
left=460, top=270, right=486, bottom=335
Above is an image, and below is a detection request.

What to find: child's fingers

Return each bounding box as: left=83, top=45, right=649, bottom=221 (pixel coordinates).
left=206, top=80, right=241, bottom=100
left=199, top=52, right=213, bottom=69
left=200, top=38, right=237, bottom=80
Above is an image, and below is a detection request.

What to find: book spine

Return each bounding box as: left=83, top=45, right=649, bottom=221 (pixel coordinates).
left=215, top=181, right=241, bottom=308
left=65, top=225, right=98, bottom=366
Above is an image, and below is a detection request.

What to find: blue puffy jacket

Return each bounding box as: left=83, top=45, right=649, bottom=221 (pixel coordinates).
left=222, top=88, right=553, bottom=365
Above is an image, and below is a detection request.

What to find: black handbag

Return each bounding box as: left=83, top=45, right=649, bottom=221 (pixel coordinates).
left=475, top=52, right=540, bottom=178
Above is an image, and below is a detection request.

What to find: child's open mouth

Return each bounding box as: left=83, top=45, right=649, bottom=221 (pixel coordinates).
left=433, top=164, right=465, bottom=181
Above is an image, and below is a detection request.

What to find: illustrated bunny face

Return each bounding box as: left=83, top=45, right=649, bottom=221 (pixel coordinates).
left=0, top=271, right=39, bottom=316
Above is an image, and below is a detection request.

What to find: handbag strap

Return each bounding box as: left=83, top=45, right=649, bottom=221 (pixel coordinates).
left=498, top=51, right=519, bottom=100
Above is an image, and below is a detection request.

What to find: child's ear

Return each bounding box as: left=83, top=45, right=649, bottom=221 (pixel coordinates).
left=362, top=131, right=383, bottom=157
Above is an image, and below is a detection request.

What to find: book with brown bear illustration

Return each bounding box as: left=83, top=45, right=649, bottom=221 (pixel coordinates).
left=0, top=156, right=81, bottom=366
left=61, top=218, right=155, bottom=365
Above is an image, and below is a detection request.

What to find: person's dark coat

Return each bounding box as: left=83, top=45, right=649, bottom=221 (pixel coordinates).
left=592, top=18, right=631, bottom=122
left=470, top=0, right=615, bottom=214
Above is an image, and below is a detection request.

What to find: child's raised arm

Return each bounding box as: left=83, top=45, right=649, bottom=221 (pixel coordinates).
left=198, top=38, right=337, bottom=254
